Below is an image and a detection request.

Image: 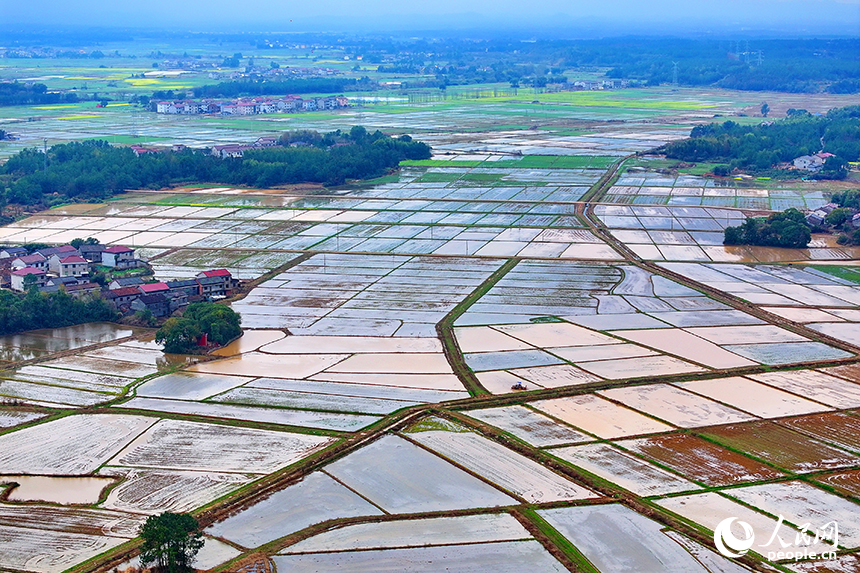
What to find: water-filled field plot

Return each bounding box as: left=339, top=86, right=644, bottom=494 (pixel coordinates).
left=109, top=418, right=334, bottom=473
left=98, top=467, right=257, bottom=514
left=281, top=513, right=532, bottom=553
left=407, top=429, right=597, bottom=503
left=656, top=491, right=839, bottom=558
left=324, top=435, right=516, bottom=513
left=463, top=404, right=594, bottom=447
left=0, top=414, right=156, bottom=474
left=701, top=421, right=860, bottom=473
left=205, top=471, right=384, bottom=549
left=618, top=433, right=785, bottom=486
left=725, top=481, right=860, bottom=548
left=538, top=504, right=740, bottom=573
left=551, top=443, right=699, bottom=496
left=598, top=384, right=756, bottom=428
left=598, top=204, right=860, bottom=263
left=273, top=541, right=567, bottom=573
left=532, top=394, right=673, bottom=439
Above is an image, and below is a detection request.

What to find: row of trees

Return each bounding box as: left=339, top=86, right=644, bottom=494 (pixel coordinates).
left=723, top=209, right=812, bottom=248
left=155, top=302, right=241, bottom=353
left=0, top=288, right=118, bottom=335
left=660, top=106, right=859, bottom=177
left=0, top=128, right=431, bottom=206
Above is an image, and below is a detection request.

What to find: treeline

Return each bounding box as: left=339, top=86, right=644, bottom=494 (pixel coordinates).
left=0, top=127, right=430, bottom=206
left=0, top=288, right=117, bottom=335
left=659, top=106, right=860, bottom=176
left=0, top=83, right=80, bottom=106
left=191, top=77, right=376, bottom=99
left=724, top=209, right=811, bottom=248
left=365, top=37, right=860, bottom=93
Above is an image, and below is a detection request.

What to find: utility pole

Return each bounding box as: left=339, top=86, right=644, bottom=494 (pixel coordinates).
left=43, top=139, right=47, bottom=171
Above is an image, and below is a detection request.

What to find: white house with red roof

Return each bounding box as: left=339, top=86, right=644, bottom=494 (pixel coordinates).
left=103, top=245, right=136, bottom=269
left=11, top=267, right=46, bottom=292
left=48, top=254, right=89, bottom=278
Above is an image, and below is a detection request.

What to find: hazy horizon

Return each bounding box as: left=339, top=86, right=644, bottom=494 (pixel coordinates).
left=2, top=0, right=859, bottom=37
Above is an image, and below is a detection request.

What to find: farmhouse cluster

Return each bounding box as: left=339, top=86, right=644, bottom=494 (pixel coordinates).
left=0, top=244, right=237, bottom=317
left=155, top=95, right=350, bottom=116
left=805, top=202, right=860, bottom=228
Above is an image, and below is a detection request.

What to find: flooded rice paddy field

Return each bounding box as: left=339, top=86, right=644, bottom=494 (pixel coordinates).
left=606, top=171, right=829, bottom=211
left=596, top=204, right=860, bottom=263
left=453, top=261, right=852, bottom=392
left=3, top=94, right=860, bottom=572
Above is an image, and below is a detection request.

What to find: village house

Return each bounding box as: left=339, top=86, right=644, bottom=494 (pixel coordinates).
left=109, top=276, right=144, bottom=290
left=102, top=246, right=136, bottom=269
left=79, top=244, right=106, bottom=263
left=48, top=254, right=89, bottom=278
left=167, top=279, right=201, bottom=297
left=62, top=282, right=101, bottom=298
left=131, top=293, right=170, bottom=318
left=10, top=267, right=46, bottom=292
left=794, top=155, right=826, bottom=172
left=196, top=269, right=233, bottom=297
left=104, top=286, right=142, bottom=309
left=138, top=282, right=170, bottom=295
left=11, top=253, right=47, bottom=272
left=0, top=247, right=27, bottom=259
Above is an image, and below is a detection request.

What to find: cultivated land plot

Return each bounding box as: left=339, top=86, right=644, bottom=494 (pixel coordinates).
left=282, top=513, right=532, bottom=553
left=676, top=377, right=833, bottom=418
left=324, top=435, right=516, bottom=513
left=273, top=541, right=567, bottom=573
left=749, top=370, right=860, bottom=409
left=110, top=419, right=334, bottom=473
left=813, top=469, right=860, bottom=499
left=656, top=492, right=838, bottom=558
left=725, top=481, right=860, bottom=548
left=408, top=430, right=596, bottom=503
left=598, top=384, right=756, bottom=428
left=618, top=433, right=785, bottom=486
left=463, top=405, right=593, bottom=447
left=135, top=372, right=252, bottom=400
left=206, top=471, right=383, bottom=549
left=777, top=412, right=860, bottom=454
left=99, top=468, right=257, bottom=514
left=551, top=443, right=699, bottom=496
left=0, top=525, right=130, bottom=573
left=701, top=421, right=860, bottom=473
left=0, top=414, right=156, bottom=474
left=0, top=409, right=45, bottom=429
left=532, top=394, right=673, bottom=439
left=538, top=504, right=727, bottom=573
left=116, top=397, right=381, bottom=431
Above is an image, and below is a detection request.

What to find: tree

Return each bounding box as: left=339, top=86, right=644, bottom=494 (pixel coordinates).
left=183, top=302, right=241, bottom=345
left=825, top=208, right=852, bottom=227
left=139, top=512, right=204, bottom=573
left=761, top=102, right=770, bottom=117
left=155, top=318, right=201, bottom=353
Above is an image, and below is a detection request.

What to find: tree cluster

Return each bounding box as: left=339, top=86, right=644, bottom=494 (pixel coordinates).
left=190, top=77, right=375, bottom=99
left=0, top=288, right=118, bottom=335
left=660, top=106, right=859, bottom=177
left=0, top=83, right=80, bottom=106
left=0, top=129, right=430, bottom=206
left=139, top=512, right=203, bottom=573
left=723, top=209, right=811, bottom=248
left=155, top=302, right=241, bottom=353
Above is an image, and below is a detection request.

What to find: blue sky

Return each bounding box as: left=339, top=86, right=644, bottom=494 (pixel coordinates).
left=3, top=0, right=859, bottom=34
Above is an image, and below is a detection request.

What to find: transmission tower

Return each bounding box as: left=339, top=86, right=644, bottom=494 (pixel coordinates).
left=672, top=62, right=679, bottom=91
